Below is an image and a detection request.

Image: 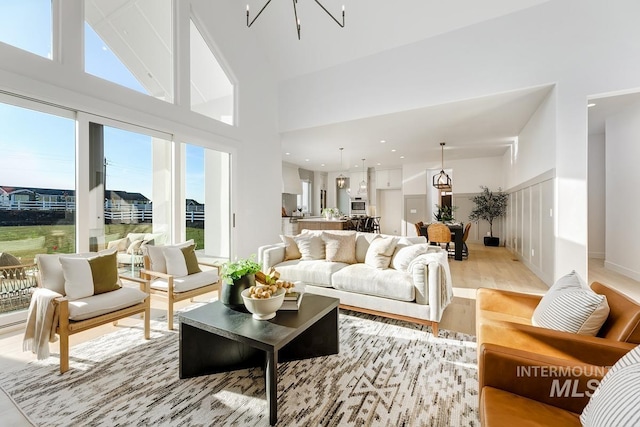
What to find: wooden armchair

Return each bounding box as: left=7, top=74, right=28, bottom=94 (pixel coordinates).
left=141, top=241, right=221, bottom=330
left=36, top=252, right=150, bottom=374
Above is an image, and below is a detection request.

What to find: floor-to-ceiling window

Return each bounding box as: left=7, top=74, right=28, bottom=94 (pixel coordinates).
left=0, top=1, right=52, bottom=59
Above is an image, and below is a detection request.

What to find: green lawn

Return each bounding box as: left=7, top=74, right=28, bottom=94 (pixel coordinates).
left=0, top=224, right=205, bottom=263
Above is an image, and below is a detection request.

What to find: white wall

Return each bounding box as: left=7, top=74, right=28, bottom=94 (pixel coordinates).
left=604, top=104, right=640, bottom=280
left=588, top=133, right=606, bottom=259
left=279, top=0, right=640, bottom=281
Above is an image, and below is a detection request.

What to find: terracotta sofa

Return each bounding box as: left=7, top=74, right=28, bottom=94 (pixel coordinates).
left=258, top=231, right=452, bottom=335
left=476, top=281, right=640, bottom=425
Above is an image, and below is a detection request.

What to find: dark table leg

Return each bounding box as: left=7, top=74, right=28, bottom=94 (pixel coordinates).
left=454, top=229, right=463, bottom=261
left=266, top=350, right=278, bottom=426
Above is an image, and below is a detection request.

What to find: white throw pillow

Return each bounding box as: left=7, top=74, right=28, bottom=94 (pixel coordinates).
left=364, top=236, right=397, bottom=269
left=580, top=345, right=640, bottom=426
left=294, top=235, right=325, bottom=260
left=322, top=231, right=357, bottom=264
left=60, top=257, right=95, bottom=300
left=532, top=270, right=609, bottom=336
left=59, top=248, right=120, bottom=300
left=145, top=240, right=194, bottom=273
left=391, top=243, right=430, bottom=272
left=280, top=235, right=301, bottom=261
left=164, top=246, right=189, bottom=277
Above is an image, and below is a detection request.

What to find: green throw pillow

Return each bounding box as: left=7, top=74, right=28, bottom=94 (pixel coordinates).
left=89, top=251, right=121, bottom=294
left=181, top=245, right=202, bottom=275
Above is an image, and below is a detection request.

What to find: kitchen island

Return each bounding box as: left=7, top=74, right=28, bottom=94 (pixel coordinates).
left=297, top=218, right=349, bottom=231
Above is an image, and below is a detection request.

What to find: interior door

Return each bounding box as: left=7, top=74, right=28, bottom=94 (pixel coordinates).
left=404, top=195, right=427, bottom=236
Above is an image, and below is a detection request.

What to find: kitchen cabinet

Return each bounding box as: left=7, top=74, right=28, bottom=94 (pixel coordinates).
left=281, top=218, right=300, bottom=235
left=376, top=169, right=402, bottom=189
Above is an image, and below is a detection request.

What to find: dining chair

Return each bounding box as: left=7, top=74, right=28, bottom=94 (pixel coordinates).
left=413, top=221, right=424, bottom=237
left=427, top=223, right=452, bottom=252
left=448, top=222, right=471, bottom=258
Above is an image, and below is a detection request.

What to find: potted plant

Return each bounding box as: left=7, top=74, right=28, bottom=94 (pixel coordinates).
left=433, top=204, right=457, bottom=223
left=220, top=255, right=261, bottom=311
left=469, top=186, right=508, bottom=246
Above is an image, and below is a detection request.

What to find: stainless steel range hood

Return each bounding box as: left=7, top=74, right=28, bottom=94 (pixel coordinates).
left=282, top=163, right=302, bottom=195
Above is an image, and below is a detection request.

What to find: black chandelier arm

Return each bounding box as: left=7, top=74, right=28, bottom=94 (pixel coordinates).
left=314, top=0, right=345, bottom=28
left=293, top=0, right=301, bottom=40
left=246, top=0, right=273, bottom=28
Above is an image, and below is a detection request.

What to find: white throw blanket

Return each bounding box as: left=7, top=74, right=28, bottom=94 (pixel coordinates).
left=23, top=288, right=61, bottom=360
left=408, top=251, right=454, bottom=309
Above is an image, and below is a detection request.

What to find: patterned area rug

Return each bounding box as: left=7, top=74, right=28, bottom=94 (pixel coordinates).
left=2, top=308, right=479, bottom=426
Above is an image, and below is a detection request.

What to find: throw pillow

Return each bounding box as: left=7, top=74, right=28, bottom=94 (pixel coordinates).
left=164, top=244, right=201, bottom=276
left=391, top=243, right=430, bottom=272
left=294, top=234, right=325, bottom=260
left=580, top=345, right=640, bottom=426
left=107, top=237, right=130, bottom=252
left=322, top=231, right=357, bottom=264
left=60, top=249, right=121, bottom=300
left=532, top=270, right=610, bottom=335
left=145, top=239, right=194, bottom=273
left=126, top=239, right=144, bottom=255
left=280, top=235, right=301, bottom=261
left=364, top=236, right=397, bottom=269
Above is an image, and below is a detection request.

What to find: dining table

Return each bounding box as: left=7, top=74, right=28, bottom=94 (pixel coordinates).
left=420, top=223, right=464, bottom=261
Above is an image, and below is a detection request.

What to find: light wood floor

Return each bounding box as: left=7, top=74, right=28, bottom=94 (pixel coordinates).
left=1, top=243, right=638, bottom=374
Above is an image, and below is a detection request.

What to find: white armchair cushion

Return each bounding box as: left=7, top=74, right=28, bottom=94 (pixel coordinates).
left=150, top=270, right=219, bottom=293
left=60, top=249, right=121, bottom=300
left=37, top=254, right=67, bottom=295
left=68, top=287, right=148, bottom=321
left=145, top=240, right=194, bottom=273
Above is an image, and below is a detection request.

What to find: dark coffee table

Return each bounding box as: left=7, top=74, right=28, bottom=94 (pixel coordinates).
left=178, top=294, right=340, bottom=426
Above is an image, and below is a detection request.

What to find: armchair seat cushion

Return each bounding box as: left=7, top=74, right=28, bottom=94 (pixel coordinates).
left=150, top=270, right=219, bottom=293
left=481, top=387, right=580, bottom=427
left=68, top=287, right=148, bottom=321
left=332, top=264, right=415, bottom=301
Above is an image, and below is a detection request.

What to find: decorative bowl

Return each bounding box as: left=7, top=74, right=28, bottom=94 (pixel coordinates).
left=241, top=288, right=286, bottom=320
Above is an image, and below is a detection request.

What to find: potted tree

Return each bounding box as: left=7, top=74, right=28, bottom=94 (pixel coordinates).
left=220, top=255, right=261, bottom=311
left=469, top=186, right=508, bottom=246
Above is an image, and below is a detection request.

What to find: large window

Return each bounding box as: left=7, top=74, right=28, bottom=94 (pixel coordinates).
left=0, top=1, right=52, bottom=59
left=190, top=19, right=234, bottom=124
left=84, top=0, right=174, bottom=102
left=185, top=144, right=205, bottom=250
left=0, top=100, right=76, bottom=261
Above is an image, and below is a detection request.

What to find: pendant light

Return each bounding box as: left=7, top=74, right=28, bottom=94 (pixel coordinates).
left=358, top=158, right=367, bottom=195
left=336, top=148, right=346, bottom=189
left=433, top=142, right=452, bottom=191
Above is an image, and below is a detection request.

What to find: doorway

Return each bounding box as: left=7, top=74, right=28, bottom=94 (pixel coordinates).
left=404, top=195, right=427, bottom=236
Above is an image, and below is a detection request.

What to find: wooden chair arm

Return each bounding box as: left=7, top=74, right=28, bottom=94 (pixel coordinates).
left=119, top=275, right=150, bottom=293
left=140, top=269, right=173, bottom=280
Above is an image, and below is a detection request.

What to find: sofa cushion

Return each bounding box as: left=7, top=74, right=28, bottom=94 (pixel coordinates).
left=294, top=234, right=325, bottom=260
left=144, top=240, right=194, bottom=273
left=332, top=264, right=415, bottom=302
left=532, top=271, right=609, bottom=336
left=580, top=344, right=640, bottom=426
left=68, top=286, right=148, bottom=321
left=273, top=260, right=348, bottom=287
left=126, top=239, right=144, bottom=254
left=391, top=243, right=431, bottom=272
left=60, top=249, right=121, bottom=300
left=355, top=233, right=384, bottom=263
left=150, top=269, right=220, bottom=293
left=365, top=236, right=397, bottom=269
left=280, top=235, right=301, bottom=261
left=322, top=231, right=356, bottom=264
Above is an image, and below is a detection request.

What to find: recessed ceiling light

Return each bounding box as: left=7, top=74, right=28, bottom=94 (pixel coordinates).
left=391, top=149, right=396, bottom=152
left=285, top=152, right=290, bottom=155
left=377, top=163, right=381, bottom=166
left=305, top=159, right=310, bottom=162
left=588, top=103, right=596, bottom=107
left=400, top=156, right=405, bottom=159
left=380, top=140, right=386, bottom=143
left=321, top=163, right=325, bottom=167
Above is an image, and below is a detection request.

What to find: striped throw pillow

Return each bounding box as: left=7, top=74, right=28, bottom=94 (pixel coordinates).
left=580, top=345, right=640, bottom=426
left=532, top=270, right=609, bottom=335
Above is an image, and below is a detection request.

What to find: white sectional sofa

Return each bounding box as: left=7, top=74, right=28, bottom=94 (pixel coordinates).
left=258, top=230, right=452, bottom=335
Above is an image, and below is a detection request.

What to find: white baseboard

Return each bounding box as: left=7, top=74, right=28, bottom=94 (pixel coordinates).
left=604, top=260, right=640, bottom=282
left=589, top=251, right=605, bottom=259
left=0, top=309, right=27, bottom=331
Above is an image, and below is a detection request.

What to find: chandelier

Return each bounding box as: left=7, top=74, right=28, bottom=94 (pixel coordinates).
left=358, top=158, right=367, bottom=195
left=336, top=147, right=346, bottom=189
left=433, top=142, right=452, bottom=192
left=247, top=0, right=345, bottom=40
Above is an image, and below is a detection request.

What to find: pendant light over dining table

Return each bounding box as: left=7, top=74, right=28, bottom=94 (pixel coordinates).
left=336, top=147, right=346, bottom=189
left=433, top=142, right=452, bottom=192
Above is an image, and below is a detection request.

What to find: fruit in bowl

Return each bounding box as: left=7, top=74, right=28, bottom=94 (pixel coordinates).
left=241, top=286, right=286, bottom=320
